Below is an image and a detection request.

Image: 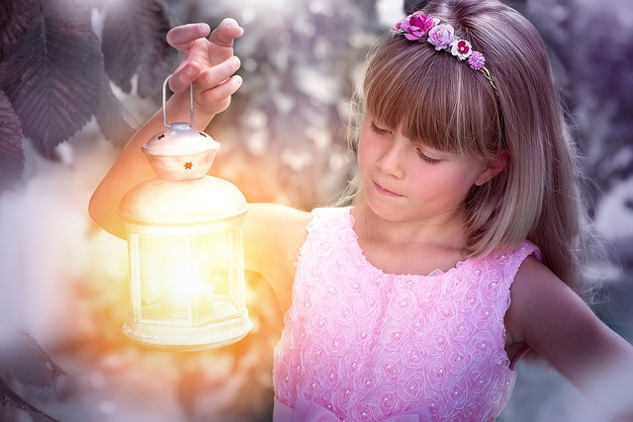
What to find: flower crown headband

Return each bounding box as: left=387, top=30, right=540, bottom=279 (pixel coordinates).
left=391, top=11, right=497, bottom=90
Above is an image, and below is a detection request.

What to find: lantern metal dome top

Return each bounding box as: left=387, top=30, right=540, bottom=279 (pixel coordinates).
left=118, top=76, right=248, bottom=232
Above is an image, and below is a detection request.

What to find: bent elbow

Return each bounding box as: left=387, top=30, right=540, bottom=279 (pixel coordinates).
left=88, top=190, right=127, bottom=240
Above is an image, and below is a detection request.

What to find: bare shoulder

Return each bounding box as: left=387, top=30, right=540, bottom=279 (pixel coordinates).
left=511, top=255, right=562, bottom=299
left=505, top=256, right=589, bottom=345
left=243, top=203, right=311, bottom=311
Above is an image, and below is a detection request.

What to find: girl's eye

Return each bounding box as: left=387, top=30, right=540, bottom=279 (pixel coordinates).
left=415, top=148, right=441, bottom=164
left=370, top=121, right=390, bottom=135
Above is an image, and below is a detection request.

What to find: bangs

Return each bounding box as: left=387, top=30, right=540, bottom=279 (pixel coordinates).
left=363, top=35, right=503, bottom=157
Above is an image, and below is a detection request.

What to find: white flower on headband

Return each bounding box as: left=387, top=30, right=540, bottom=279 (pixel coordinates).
left=392, top=11, right=486, bottom=71
left=451, top=39, right=472, bottom=60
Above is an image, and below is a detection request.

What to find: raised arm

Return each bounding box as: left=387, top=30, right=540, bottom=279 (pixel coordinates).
left=88, top=19, right=244, bottom=239
left=506, top=257, right=633, bottom=420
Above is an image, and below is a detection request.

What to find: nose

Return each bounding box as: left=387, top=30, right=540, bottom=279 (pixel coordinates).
left=376, top=142, right=405, bottom=179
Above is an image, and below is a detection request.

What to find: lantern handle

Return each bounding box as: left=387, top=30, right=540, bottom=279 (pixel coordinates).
left=162, top=75, right=194, bottom=128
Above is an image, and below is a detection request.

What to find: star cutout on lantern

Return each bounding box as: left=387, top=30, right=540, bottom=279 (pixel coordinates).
left=184, top=162, right=193, bottom=170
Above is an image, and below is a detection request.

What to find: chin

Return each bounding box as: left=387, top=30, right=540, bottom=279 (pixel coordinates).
left=362, top=195, right=409, bottom=223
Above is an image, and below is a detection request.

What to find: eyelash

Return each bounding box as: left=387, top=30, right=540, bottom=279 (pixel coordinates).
left=415, top=148, right=442, bottom=165
left=370, top=121, right=441, bottom=164
left=370, top=121, right=390, bottom=136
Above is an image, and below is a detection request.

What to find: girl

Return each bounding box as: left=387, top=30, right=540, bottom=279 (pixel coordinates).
left=89, top=0, right=633, bottom=421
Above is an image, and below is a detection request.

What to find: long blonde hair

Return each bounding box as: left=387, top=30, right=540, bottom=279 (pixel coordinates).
left=345, top=0, right=593, bottom=299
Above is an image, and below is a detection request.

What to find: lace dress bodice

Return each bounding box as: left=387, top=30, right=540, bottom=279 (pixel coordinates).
left=273, top=207, right=539, bottom=422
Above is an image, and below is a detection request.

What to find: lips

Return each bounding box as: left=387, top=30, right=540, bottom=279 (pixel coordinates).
left=372, top=180, right=403, bottom=197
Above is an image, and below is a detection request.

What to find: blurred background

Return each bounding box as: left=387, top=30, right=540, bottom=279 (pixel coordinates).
left=0, top=0, right=632, bottom=421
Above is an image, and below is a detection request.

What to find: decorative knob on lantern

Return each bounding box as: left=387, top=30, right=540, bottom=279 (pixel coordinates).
left=142, top=79, right=220, bottom=181
left=117, top=76, right=252, bottom=351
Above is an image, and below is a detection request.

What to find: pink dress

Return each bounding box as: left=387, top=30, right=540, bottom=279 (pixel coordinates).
left=273, top=207, right=539, bottom=422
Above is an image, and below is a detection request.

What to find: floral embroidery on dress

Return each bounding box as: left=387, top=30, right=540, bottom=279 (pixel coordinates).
left=273, top=207, right=539, bottom=422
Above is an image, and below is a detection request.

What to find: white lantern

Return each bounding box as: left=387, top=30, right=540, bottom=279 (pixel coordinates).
left=117, top=79, right=252, bottom=350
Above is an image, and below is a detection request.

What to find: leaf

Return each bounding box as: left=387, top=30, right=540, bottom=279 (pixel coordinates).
left=0, top=0, right=39, bottom=61
left=95, top=73, right=138, bottom=147
left=0, top=0, right=104, bottom=157
left=0, top=376, right=61, bottom=422
left=0, top=330, right=64, bottom=390
left=102, top=0, right=178, bottom=97
left=0, top=90, right=25, bottom=191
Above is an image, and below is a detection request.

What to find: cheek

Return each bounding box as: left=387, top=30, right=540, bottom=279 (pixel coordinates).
left=410, top=167, right=476, bottom=195
left=356, top=136, right=375, bottom=168
left=442, top=170, right=482, bottom=200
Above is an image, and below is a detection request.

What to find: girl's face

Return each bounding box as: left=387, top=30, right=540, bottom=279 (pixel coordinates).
left=357, top=116, right=496, bottom=225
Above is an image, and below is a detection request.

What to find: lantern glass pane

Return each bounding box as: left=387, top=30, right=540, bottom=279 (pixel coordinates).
left=133, top=229, right=244, bottom=328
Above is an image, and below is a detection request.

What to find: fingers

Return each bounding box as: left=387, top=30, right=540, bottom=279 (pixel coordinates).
left=169, top=37, right=209, bottom=92
left=193, top=56, right=241, bottom=95
left=167, top=19, right=243, bottom=52
left=170, top=54, right=241, bottom=95
left=169, top=60, right=201, bottom=93
left=167, top=19, right=244, bottom=92
left=208, top=18, right=244, bottom=48
left=193, top=56, right=242, bottom=115
left=166, top=23, right=211, bottom=51
left=197, top=74, right=243, bottom=114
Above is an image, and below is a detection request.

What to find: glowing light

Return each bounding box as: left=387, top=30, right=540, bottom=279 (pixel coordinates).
left=160, top=283, right=215, bottom=319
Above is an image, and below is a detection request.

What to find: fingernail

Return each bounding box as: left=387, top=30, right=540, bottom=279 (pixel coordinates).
left=232, top=56, right=241, bottom=67
left=185, top=65, right=197, bottom=75
left=197, top=23, right=210, bottom=33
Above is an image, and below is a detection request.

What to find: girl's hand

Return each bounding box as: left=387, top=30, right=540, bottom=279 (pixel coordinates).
left=166, top=19, right=244, bottom=116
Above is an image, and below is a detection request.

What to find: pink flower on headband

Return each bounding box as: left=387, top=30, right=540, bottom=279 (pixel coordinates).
left=427, top=24, right=455, bottom=51
left=468, top=51, right=486, bottom=70
left=400, top=12, right=438, bottom=41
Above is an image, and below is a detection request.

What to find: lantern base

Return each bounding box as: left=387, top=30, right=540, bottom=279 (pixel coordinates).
left=122, top=313, right=253, bottom=351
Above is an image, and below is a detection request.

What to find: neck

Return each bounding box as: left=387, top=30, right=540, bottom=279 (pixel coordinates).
left=352, top=200, right=469, bottom=251
left=350, top=201, right=472, bottom=276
